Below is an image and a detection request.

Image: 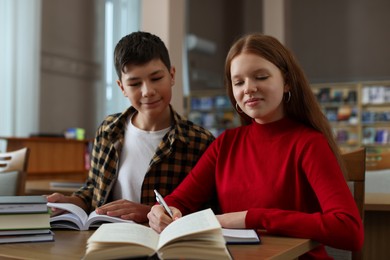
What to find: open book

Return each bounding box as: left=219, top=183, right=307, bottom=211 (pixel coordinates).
left=47, top=202, right=134, bottom=231
left=84, top=208, right=232, bottom=260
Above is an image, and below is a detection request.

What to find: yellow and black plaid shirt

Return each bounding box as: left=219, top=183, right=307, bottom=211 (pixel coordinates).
left=73, top=106, right=215, bottom=212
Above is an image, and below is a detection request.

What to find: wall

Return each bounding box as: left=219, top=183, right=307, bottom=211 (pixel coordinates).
left=285, top=0, right=390, bottom=83
left=186, top=0, right=262, bottom=92
left=39, top=0, right=104, bottom=138
left=35, top=0, right=390, bottom=137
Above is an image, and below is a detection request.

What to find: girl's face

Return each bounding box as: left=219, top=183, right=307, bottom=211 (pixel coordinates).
left=230, top=53, right=288, bottom=124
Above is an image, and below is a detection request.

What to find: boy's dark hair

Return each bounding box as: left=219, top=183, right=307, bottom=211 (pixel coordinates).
left=114, top=31, right=171, bottom=80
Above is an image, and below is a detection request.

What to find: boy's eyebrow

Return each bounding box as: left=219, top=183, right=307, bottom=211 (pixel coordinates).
left=125, top=69, right=165, bottom=82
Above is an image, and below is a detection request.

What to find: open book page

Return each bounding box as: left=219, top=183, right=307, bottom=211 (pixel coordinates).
left=85, top=211, right=134, bottom=228
left=48, top=202, right=88, bottom=230
left=87, top=222, right=159, bottom=250
left=47, top=202, right=135, bottom=230
left=157, top=208, right=221, bottom=250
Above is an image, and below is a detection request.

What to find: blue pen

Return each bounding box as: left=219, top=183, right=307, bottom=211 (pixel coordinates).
left=154, top=189, right=174, bottom=218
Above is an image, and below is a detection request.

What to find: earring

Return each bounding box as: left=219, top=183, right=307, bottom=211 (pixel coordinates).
left=285, top=91, right=291, bottom=103
left=235, top=103, right=243, bottom=113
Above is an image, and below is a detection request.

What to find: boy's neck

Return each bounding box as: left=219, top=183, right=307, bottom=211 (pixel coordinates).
left=131, top=107, right=172, bottom=132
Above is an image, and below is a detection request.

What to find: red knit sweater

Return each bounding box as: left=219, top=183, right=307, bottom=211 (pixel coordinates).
left=164, top=117, right=364, bottom=259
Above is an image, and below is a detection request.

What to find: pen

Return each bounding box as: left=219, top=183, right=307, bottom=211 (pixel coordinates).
left=154, top=189, right=174, bottom=218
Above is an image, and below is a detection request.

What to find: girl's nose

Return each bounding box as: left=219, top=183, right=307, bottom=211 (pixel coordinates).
left=244, top=81, right=258, bottom=95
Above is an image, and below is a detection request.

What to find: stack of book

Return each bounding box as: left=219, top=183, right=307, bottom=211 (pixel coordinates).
left=0, top=196, right=53, bottom=244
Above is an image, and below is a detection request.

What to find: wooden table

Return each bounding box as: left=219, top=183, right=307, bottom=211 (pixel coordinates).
left=0, top=230, right=318, bottom=260
left=365, top=192, right=390, bottom=211
left=25, top=180, right=83, bottom=196
left=363, top=192, right=390, bottom=259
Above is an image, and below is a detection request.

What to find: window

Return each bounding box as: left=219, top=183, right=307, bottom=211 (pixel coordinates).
left=104, top=0, right=140, bottom=116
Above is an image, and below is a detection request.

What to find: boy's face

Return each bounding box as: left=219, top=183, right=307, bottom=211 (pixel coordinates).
left=117, top=59, right=175, bottom=123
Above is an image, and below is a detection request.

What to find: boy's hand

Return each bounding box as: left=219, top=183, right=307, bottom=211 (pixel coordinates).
left=95, top=199, right=151, bottom=223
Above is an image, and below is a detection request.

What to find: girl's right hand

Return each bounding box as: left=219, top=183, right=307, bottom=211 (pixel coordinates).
left=147, top=204, right=182, bottom=233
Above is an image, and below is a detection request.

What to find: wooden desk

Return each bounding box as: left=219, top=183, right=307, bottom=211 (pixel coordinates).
left=0, top=137, right=91, bottom=181
left=25, top=180, right=83, bottom=195
left=363, top=192, right=390, bottom=259
left=365, top=192, right=390, bottom=211
left=0, top=230, right=318, bottom=260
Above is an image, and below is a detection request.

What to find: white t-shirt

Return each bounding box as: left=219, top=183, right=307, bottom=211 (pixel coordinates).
left=112, top=116, right=170, bottom=203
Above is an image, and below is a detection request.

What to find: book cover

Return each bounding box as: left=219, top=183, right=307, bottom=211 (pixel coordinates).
left=0, top=195, right=47, bottom=204
left=0, top=212, right=51, bottom=230
left=0, top=231, right=54, bottom=244
left=0, top=196, right=48, bottom=214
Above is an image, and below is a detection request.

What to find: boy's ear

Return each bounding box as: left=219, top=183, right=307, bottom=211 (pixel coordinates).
left=116, top=80, right=126, bottom=96
left=170, top=66, right=176, bottom=86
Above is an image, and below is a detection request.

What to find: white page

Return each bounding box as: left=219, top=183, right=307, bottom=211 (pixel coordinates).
left=157, top=208, right=221, bottom=249
left=47, top=202, right=88, bottom=225
left=88, top=223, right=159, bottom=250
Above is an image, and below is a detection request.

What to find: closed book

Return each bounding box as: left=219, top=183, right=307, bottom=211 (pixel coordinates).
left=0, top=196, right=48, bottom=214
left=0, top=229, right=51, bottom=236
left=0, top=212, right=50, bottom=230
left=222, top=228, right=261, bottom=244
left=0, top=231, right=54, bottom=244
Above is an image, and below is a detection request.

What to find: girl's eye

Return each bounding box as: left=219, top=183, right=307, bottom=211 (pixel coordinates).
left=256, top=75, right=269, bottom=80
left=233, top=81, right=244, bottom=87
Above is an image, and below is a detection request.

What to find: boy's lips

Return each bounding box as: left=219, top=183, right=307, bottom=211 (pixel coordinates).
left=142, top=99, right=161, bottom=105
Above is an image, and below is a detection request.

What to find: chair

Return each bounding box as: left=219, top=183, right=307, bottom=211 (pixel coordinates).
left=0, top=147, right=30, bottom=196
left=326, top=148, right=366, bottom=260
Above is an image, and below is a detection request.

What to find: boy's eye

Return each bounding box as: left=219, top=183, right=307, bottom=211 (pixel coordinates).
left=129, top=82, right=142, bottom=87
left=151, top=76, right=163, bottom=81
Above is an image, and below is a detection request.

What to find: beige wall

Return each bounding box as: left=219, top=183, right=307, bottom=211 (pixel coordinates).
left=39, top=0, right=104, bottom=138
left=141, top=0, right=185, bottom=115
left=37, top=0, right=390, bottom=137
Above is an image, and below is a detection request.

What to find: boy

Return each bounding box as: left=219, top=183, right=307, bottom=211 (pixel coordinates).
left=47, top=31, right=215, bottom=223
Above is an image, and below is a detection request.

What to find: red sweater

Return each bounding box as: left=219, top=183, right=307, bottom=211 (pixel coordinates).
left=164, top=117, right=364, bottom=259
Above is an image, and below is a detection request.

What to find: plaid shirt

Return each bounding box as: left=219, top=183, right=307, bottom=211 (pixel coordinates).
left=73, top=106, right=215, bottom=212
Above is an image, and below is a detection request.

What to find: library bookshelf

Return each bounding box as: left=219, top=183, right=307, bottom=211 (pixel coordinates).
left=311, top=81, right=390, bottom=154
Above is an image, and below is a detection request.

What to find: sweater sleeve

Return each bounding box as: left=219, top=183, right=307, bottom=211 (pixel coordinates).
left=245, top=136, right=364, bottom=251
left=163, top=136, right=220, bottom=216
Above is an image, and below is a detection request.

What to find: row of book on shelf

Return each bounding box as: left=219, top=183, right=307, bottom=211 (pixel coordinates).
left=334, top=128, right=390, bottom=145
left=362, top=85, right=390, bottom=104
left=323, top=106, right=390, bottom=124
left=315, top=85, right=390, bottom=105
left=1, top=195, right=260, bottom=259
left=363, top=128, right=390, bottom=145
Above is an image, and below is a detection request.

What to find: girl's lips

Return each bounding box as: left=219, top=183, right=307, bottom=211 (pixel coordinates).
left=245, top=97, right=262, bottom=105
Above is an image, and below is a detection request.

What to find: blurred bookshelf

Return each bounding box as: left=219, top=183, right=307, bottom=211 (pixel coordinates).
left=184, top=90, right=240, bottom=136
left=312, top=81, right=390, bottom=154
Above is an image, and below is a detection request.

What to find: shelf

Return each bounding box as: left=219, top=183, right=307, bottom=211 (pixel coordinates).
left=312, top=80, right=390, bottom=152
left=185, top=90, right=239, bottom=136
